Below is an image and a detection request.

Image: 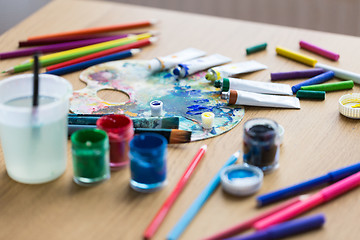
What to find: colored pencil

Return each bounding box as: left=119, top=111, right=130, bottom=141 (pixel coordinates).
left=0, top=34, right=130, bottom=59
left=300, top=40, right=340, bottom=61
left=166, top=151, right=240, bottom=240
left=315, top=62, right=360, bottom=84
left=144, top=145, right=208, bottom=239
left=68, top=115, right=180, bottom=129
left=300, top=80, right=354, bottom=92
left=270, top=68, right=325, bottom=81
left=46, top=38, right=155, bottom=71
left=257, top=162, right=360, bottom=207
left=254, top=171, right=360, bottom=230
left=27, top=19, right=157, bottom=41
left=3, top=33, right=152, bottom=74
left=19, top=33, right=142, bottom=47
left=291, top=71, right=334, bottom=94
left=44, top=48, right=140, bottom=75
left=67, top=125, right=191, bottom=143
left=228, top=214, right=325, bottom=240
left=203, top=196, right=306, bottom=240
left=276, top=46, right=318, bottom=67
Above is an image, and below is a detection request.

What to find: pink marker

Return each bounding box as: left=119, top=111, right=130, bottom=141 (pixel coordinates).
left=254, top=171, right=360, bottom=230
left=300, top=40, right=340, bottom=61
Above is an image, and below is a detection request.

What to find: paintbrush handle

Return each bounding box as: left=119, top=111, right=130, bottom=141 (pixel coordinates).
left=68, top=115, right=179, bottom=129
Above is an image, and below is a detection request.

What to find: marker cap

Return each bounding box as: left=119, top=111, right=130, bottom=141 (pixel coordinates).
left=220, top=164, right=263, bottom=196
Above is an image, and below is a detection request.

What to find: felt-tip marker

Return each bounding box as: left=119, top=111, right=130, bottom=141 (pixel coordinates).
left=257, top=162, right=360, bottom=207
left=228, top=214, right=325, bottom=240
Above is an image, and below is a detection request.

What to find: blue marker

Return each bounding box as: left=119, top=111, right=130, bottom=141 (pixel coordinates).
left=44, top=49, right=139, bottom=76
left=226, top=214, right=325, bottom=240
left=257, top=162, right=360, bottom=207
left=167, top=151, right=240, bottom=240
left=291, top=71, right=334, bottom=94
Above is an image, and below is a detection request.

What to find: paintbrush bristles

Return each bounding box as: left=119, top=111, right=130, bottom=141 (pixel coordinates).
left=169, top=129, right=192, bottom=144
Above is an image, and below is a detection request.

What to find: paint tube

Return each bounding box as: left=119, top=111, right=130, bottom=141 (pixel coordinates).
left=222, top=90, right=300, bottom=109
left=215, top=77, right=293, bottom=95
left=148, top=48, right=206, bottom=72
left=172, top=54, right=231, bottom=78
left=205, top=60, right=267, bottom=81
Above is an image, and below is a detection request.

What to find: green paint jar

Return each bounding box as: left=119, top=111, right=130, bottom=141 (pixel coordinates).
left=71, top=129, right=110, bottom=186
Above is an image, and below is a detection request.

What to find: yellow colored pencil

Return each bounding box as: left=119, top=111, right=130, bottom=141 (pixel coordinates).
left=4, top=33, right=152, bottom=74
left=276, top=46, right=318, bottom=67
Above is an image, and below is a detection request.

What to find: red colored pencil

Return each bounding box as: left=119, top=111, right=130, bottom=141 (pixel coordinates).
left=28, top=19, right=157, bottom=41
left=143, top=145, right=207, bottom=240
left=202, top=196, right=307, bottom=240
left=46, top=38, right=155, bottom=71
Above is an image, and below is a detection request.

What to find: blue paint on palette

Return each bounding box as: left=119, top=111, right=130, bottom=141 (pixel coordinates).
left=193, top=99, right=210, bottom=103
left=71, top=60, right=245, bottom=142
left=186, top=105, right=214, bottom=115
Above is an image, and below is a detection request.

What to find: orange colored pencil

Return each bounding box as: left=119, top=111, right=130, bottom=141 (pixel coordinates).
left=28, top=19, right=157, bottom=41
left=46, top=37, right=156, bottom=71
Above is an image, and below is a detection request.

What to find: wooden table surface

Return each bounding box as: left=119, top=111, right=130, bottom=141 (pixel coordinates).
left=0, top=0, right=359, bottom=239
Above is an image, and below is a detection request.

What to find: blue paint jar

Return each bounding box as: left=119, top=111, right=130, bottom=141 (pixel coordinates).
left=129, top=133, right=167, bottom=192
left=243, top=118, right=280, bottom=173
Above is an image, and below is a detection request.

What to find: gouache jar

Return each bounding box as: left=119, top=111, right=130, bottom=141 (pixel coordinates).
left=129, top=133, right=167, bottom=192
left=243, top=118, right=280, bottom=173
left=71, top=129, right=110, bottom=186
left=96, top=114, right=134, bottom=169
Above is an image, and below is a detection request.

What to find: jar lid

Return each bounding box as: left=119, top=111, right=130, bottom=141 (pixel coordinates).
left=338, top=93, right=360, bottom=119
left=220, top=164, right=263, bottom=196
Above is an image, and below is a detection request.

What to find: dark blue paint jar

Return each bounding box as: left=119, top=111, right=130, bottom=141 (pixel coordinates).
left=129, top=133, right=167, bottom=192
left=243, top=118, right=280, bottom=173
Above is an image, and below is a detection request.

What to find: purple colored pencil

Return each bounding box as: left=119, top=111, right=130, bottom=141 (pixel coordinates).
left=18, top=34, right=123, bottom=47
left=300, top=40, right=340, bottom=61
left=271, top=68, right=325, bottom=81
left=225, top=214, right=325, bottom=240
left=0, top=34, right=131, bottom=59
left=291, top=71, right=334, bottom=94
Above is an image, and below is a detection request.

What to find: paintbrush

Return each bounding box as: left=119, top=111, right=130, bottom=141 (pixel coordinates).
left=134, top=128, right=191, bottom=144
left=68, top=114, right=179, bottom=129
left=68, top=125, right=191, bottom=143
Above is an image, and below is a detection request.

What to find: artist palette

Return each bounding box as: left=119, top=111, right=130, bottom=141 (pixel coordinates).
left=70, top=60, right=244, bottom=141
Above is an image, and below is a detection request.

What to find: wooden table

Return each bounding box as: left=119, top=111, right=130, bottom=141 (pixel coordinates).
left=0, top=0, right=359, bottom=239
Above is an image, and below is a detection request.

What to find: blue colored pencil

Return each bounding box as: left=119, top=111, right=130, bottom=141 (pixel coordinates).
left=257, top=162, right=360, bottom=207
left=44, top=48, right=140, bottom=75
left=166, top=151, right=240, bottom=240
left=291, top=71, right=334, bottom=94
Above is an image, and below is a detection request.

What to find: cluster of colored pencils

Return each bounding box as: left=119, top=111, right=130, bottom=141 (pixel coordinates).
left=1, top=19, right=158, bottom=75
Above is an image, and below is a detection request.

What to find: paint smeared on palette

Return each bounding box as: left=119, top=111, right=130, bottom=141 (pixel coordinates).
left=70, top=60, right=244, bottom=141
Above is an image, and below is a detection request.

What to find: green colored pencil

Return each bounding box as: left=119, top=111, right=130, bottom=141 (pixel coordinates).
left=300, top=80, right=354, bottom=92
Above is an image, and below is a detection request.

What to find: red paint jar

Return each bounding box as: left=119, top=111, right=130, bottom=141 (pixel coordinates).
left=96, top=114, right=134, bottom=169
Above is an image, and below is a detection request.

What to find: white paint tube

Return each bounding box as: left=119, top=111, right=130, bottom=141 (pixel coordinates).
left=215, top=77, right=293, bottom=95
left=222, top=90, right=300, bottom=109
left=205, top=60, right=267, bottom=81
left=148, top=48, right=207, bottom=72
left=172, top=54, right=231, bottom=78
left=315, top=62, right=360, bottom=84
